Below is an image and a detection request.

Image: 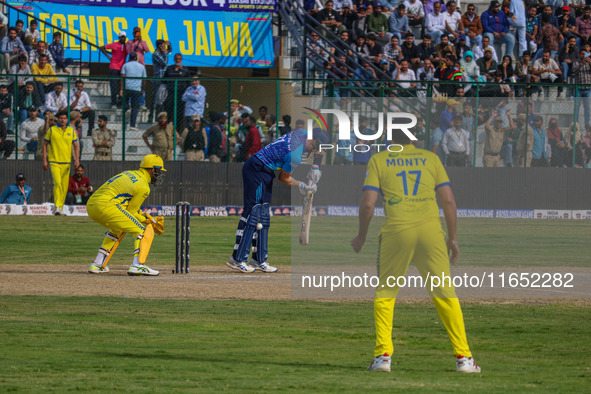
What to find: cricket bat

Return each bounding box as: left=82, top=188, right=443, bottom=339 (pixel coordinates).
left=299, top=154, right=323, bottom=245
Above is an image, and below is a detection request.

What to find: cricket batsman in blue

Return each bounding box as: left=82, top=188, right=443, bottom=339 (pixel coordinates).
left=226, top=128, right=329, bottom=273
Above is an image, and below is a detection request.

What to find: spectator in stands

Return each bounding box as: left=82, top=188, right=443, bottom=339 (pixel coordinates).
left=163, top=53, right=191, bottom=132
left=66, top=165, right=93, bottom=205
left=498, top=55, right=515, bottom=81
left=8, top=54, right=32, bottom=91
left=476, top=48, right=498, bottom=81
left=525, top=6, right=539, bottom=55
left=120, top=52, right=146, bottom=131
left=265, top=114, right=277, bottom=145
left=14, top=20, right=25, bottom=43
left=426, top=1, right=447, bottom=43
left=473, top=34, right=498, bottom=62
left=0, top=85, right=13, bottom=132
left=537, top=5, right=558, bottom=29
left=49, top=32, right=73, bottom=74
left=393, top=59, right=417, bottom=95
left=100, top=31, right=128, bottom=109
left=531, top=115, right=548, bottom=166
left=533, top=49, right=562, bottom=98
left=180, top=114, right=207, bottom=161
left=257, top=106, right=268, bottom=124
left=434, top=34, right=455, bottom=63
left=483, top=108, right=514, bottom=167
left=365, top=33, right=383, bottom=65
left=0, top=27, right=26, bottom=74
left=28, top=41, right=55, bottom=69
left=559, top=36, right=579, bottom=82
left=404, top=0, right=425, bottom=34
left=36, top=111, right=56, bottom=160
left=354, top=60, right=378, bottom=94
left=19, top=106, right=44, bottom=155
left=559, top=6, right=577, bottom=43
left=534, top=14, right=564, bottom=61
left=69, top=111, right=84, bottom=160
left=229, top=99, right=253, bottom=129
left=330, top=30, right=353, bottom=59
left=383, top=35, right=402, bottom=71
left=0, top=173, right=31, bottom=204
left=440, top=99, right=456, bottom=133
left=306, top=31, right=328, bottom=78
left=515, top=50, right=538, bottom=96
left=0, top=118, right=14, bottom=159
left=507, top=0, right=527, bottom=57
left=240, top=114, right=262, bottom=160
left=436, top=54, right=463, bottom=96
left=481, top=1, right=515, bottom=59
left=417, top=34, right=435, bottom=60
left=151, top=39, right=172, bottom=123
left=208, top=112, right=226, bottom=162
left=182, top=76, right=207, bottom=128
left=32, top=54, right=57, bottom=99
left=582, top=125, right=591, bottom=167
left=573, top=49, right=591, bottom=128
left=576, top=6, right=591, bottom=44
left=316, top=0, right=344, bottom=36
left=462, top=3, right=483, bottom=47
left=143, top=112, right=178, bottom=160
left=367, top=4, right=390, bottom=43
left=92, top=115, right=116, bottom=161
left=18, top=81, right=43, bottom=123
left=417, top=58, right=437, bottom=81
left=564, top=122, right=584, bottom=167
left=443, top=1, right=464, bottom=44
left=0, top=12, right=7, bottom=42
left=69, top=80, right=95, bottom=136
left=352, top=33, right=370, bottom=58
left=388, top=4, right=410, bottom=41
left=441, top=114, right=470, bottom=166
left=454, top=34, right=470, bottom=59
left=461, top=51, right=486, bottom=83
left=352, top=4, right=369, bottom=39
left=546, top=117, right=567, bottom=166
left=126, top=27, right=150, bottom=65
left=45, top=82, right=67, bottom=115
left=401, top=33, right=421, bottom=69
left=340, top=2, right=359, bottom=31
left=24, top=20, right=40, bottom=50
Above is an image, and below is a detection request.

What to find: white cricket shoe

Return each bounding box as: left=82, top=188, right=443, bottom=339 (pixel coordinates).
left=127, top=265, right=160, bottom=276
left=88, top=263, right=109, bottom=274
left=226, top=257, right=255, bottom=273
left=251, top=261, right=279, bottom=273
left=456, top=355, right=481, bottom=373
left=368, top=353, right=391, bottom=372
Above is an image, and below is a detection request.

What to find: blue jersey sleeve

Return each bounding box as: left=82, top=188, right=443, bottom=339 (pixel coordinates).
left=281, top=144, right=304, bottom=173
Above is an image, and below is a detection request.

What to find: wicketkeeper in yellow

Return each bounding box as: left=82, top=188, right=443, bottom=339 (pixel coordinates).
left=351, top=129, right=481, bottom=373
left=87, top=154, right=165, bottom=276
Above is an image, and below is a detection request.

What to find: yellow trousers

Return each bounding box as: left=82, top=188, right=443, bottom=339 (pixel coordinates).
left=50, top=163, right=70, bottom=210
left=374, top=220, right=472, bottom=358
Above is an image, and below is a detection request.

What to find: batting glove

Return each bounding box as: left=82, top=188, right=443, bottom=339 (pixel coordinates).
left=299, top=182, right=318, bottom=195
left=307, top=165, right=322, bottom=184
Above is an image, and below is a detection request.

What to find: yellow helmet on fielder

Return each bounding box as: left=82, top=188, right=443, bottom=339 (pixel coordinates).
left=140, top=154, right=166, bottom=184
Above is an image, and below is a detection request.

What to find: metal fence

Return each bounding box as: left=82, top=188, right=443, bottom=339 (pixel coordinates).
left=2, top=75, right=590, bottom=169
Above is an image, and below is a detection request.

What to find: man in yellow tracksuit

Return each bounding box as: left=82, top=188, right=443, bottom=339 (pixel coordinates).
left=42, top=111, right=80, bottom=216
left=351, top=130, right=481, bottom=373
left=87, top=154, right=165, bottom=276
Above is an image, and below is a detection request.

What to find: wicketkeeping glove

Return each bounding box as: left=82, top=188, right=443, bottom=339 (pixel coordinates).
left=144, top=213, right=165, bottom=235
left=307, top=165, right=322, bottom=184
left=299, top=182, right=318, bottom=195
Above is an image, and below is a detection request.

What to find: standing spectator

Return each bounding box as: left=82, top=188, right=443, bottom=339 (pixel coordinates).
left=92, top=115, right=116, bottom=161
left=509, top=0, right=527, bottom=56
left=69, top=80, right=95, bottom=136
left=151, top=39, right=172, bottom=123
left=42, top=111, right=80, bottom=215
left=537, top=5, right=559, bottom=29
left=142, top=112, right=178, bottom=160
left=120, top=52, right=146, bottom=131
left=0, top=85, right=13, bottom=132
left=19, top=106, right=44, bottom=155
left=163, top=53, right=191, bottom=132
left=525, top=6, right=539, bottom=55
left=462, top=3, right=483, bottom=48
left=32, top=54, right=57, bottom=99
left=0, top=11, right=7, bottom=41
left=534, top=14, right=564, bottom=61
left=501, top=113, right=524, bottom=166
left=441, top=114, right=470, bottom=166
left=28, top=41, right=55, bottom=68
left=229, top=99, right=254, bottom=129
left=207, top=112, right=227, bottom=162
left=573, top=49, right=591, bottom=129
left=242, top=114, right=262, bottom=160
left=547, top=117, right=567, bottom=166
left=0, top=118, right=14, bottom=159
left=0, top=27, right=26, bottom=74
left=18, top=81, right=43, bottom=123
left=483, top=108, right=514, bottom=167
left=257, top=106, right=268, bottom=124
left=69, top=111, right=84, bottom=161
left=388, top=4, right=410, bottom=41
left=181, top=76, right=206, bottom=127
left=533, top=50, right=562, bottom=98
left=564, top=122, right=584, bottom=167
left=426, top=1, right=447, bottom=43
left=316, top=0, right=344, bottom=36
left=126, top=27, right=150, bottom=65
left=48, top=32, right=73, bottom=74
left=576, top=6, right=591, bottom=44
left=404, top=0, right=425, bottom=34
left=440, top=99, right=457, bottom=134
left=45, top=83, right=68, bottom=115
left=481, top=1, right=515, bottom=59
left=36, top=111, right=56, bottom=160
left=443, top=1, right=464, bottom=44
left=0, top=173, right=31, bottom=204
left=99, top=32, right=128, bottom=109
left=265, top=114, right=277, bottom=145
left=8, top=54, right=32, bottom=90
left=66, top=165, right=93, bottom=205
left=516, top=114, right=534, bottom=166
left=401, top=33, right=421, bottom=69
left=530, top=115, right=548, bottom=167
left=367, top=4, right=390, bottom=43
left=180, top=114, right=207, bottom=161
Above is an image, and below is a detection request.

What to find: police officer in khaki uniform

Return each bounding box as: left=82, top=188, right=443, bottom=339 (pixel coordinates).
left=92, top=115, right=116, bottom=161
left=483, top=108, right=514, bottom=167
left=142, top=111, right=178, bottom=160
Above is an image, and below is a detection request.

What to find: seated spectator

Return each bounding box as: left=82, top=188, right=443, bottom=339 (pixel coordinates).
left=473, top=35, right=499, bottom=62
left=0, top=173, right=31, bottom=204
left=476, top=48, right=498, bottom=81
left=32, top=54, right=57, bottom=99
left=401, top=33, right=421, bottom=69
left=24, top=20, right=40, bottom=50
left=45, top=83, right=68, bottom=115
left=354, top=60, right=378, bottom=95
left=454, top=34, right=470, bottom=59
left=48, top=32, right=73, bottom=74
left=534, top=14, right=563, bottom=61
left=434, top=34, right=455, bottom=64
left=497, top=55, right=515, bottom=81
left=351, top=33, right=370, bottom=58
left=426, top=1, right=446, bottom=43
left=36, top=110, right=56, bottom=160
left=28, top=40, right=55, bottom=68
left=70, top=80, right=95, bottom=136
left=180, top=114, right=207, bottom=161
left=404, top=0, right=425, bottom=34
left=0, top=27, right=26, bottom=74
left=576, top=6, right=591, bottom=45
left=367, top=4, right=390, bottom=44
left=306, top=32, right=328, bottom=78
left=66, top=165, right=93, bottom=205
left=8, top=54, right=32, bottom=91
left=352, top=4, right=369, bottom=40
left=14, top=19, right=25, bottom=46
left=330, top=30, right=353, bottom=59
left=559, top=36, right=579, bottom=81
left=462, top=3, right=483, bottom=47
left=142, top=112, right=179, bottom=161
left=515, top=51, right=539, bottom=96
left=91, top=115, right=116, bottom=161
left=340, top=2, right=359, bottom=31
left=388, top=4, right=410, bottom=41
left=316, top=0, right=345, bottom=36
left=482, top=70, right=512, bottom=96
left=383, top=35, right=402, bottom=71
left=460, top=51, right=486, bottom=82
left=525, top=6, right=539, bottom=55
left=0, top=85, right=13, bottom=132
left=207, top=112, right=227, bottom=162
left=0, top=13, right=7, bottom=41
left=393, top=59, right=417, bottom=96
left=559, top=6, right=577, bottom=42
left=0, top=118, right=14, bottom=159
left=19, top=106, right=44, bottom=155
left=417, top=34, right=435, bottom=61
left=441, top=114, right=470, bottom=166
left=417, top=58, right=437, bottom=81
left=481, top=1, right=515, bottom=59
left=436, top=54, right=463, bottom=96
left=18, top=81, right=43, bottom=123
left=533, top=50, right=563, bottom=98
left=443, top=1, right=464, bottom=44
left=366, top=33, right=383, bottom=65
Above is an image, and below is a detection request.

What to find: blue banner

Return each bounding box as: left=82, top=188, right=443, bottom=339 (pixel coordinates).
left=9, top=1, right=274, bottom=67
left=28, top=0, right=277, bottom=13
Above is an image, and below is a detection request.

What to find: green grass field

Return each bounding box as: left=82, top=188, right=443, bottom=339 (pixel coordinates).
left=0, top=216, right=590, bottom=391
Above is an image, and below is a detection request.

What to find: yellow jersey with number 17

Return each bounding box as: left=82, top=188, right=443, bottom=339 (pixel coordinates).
left=363, top=144, right=450, bottom=231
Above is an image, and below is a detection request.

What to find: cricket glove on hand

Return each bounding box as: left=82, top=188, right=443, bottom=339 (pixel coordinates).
left=144, top=212, right=165, bottom=235
left=299, top=182, right=318, bottom=195
left=307, top=165, right=322, bottom=184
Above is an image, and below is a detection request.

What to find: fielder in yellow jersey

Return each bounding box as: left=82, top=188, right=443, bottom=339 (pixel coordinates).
left=351, top=130, right=481, bottom=374
left=87, top=154, right=166, bottom=276
left=42, top=111, right=80, bottom=216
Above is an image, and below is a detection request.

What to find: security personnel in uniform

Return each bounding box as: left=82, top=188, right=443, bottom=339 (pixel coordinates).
left=180, top=114, right=207, bottom=161
left=92, top=115, right=116, bottom=161
left=142, top=111, right=178, bottom=160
